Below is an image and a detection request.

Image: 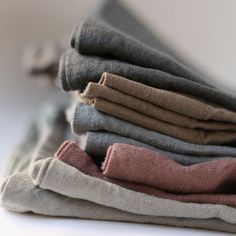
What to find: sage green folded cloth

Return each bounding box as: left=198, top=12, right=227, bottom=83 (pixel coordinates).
left=2, top=104, right=236, bottom=233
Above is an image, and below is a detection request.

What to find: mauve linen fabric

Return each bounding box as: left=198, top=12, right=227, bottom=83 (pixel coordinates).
left=56, top=141, right=236, bottom=207
left=83, top=131, right=232, bottom=165
left=102, top=143, right=236, bottom=194
left=3, top=104, right=236, bottom=233
left=29, top=157, right=236, bottom=225
left=71, top=103, right=236, bottom=157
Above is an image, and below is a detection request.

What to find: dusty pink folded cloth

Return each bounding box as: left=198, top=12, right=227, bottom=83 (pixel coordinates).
left=102, top=143, right=236, bottom=194
left=55, top=141, right=236, bottom=207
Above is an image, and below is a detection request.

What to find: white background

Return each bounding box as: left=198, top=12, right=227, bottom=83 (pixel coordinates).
left=0, top=0, right=236, bottom=235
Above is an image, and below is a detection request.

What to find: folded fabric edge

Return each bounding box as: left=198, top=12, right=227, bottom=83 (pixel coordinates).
left=58, top=52, right=70, bottom=91
left=27, top=157, right=236, bottom=224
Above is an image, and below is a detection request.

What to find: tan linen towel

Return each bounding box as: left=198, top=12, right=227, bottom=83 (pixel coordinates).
left=81, top=73, right=236, bottom=145
left=81, top=80, right=236, bottom=131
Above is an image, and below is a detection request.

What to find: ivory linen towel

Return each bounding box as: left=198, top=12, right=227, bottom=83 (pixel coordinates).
left=71, top=103, right=236, bottom=157
left=56, top=140, right=236, bottom=207
left=29, top=158, right=236, bottom=225
left=102, top=143, right=236, bottom=194
left=3, top=175, right=236, bottom=234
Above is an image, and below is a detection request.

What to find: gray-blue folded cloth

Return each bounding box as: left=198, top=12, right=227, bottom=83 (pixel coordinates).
left=84, top=131, right=233, bottom=166
left=71, top=103, right=236, bottom=157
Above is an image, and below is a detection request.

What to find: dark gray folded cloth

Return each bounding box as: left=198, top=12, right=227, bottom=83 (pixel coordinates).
left=72, top=17, right=210, bottom=87
left=58, top=0, right=236, bottom=112
left=59, top=50, right=236, bottom=112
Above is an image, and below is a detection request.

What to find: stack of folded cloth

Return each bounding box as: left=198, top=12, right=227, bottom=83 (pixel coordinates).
left=2, top=0, right=236, bottom=233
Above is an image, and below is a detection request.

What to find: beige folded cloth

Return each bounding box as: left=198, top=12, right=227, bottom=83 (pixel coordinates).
left=81, top=73, right=236, bottom=145
left=3, top=174, right=236, bottom=234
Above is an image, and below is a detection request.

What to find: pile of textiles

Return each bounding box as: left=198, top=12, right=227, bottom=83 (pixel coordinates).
left=2, top=0, right=236, bottom=233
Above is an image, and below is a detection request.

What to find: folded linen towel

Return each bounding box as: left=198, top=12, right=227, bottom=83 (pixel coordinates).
left=71, top=103, right=236, bottom=156
left=81, top=75, right=236, bottom=144
left=2, top=104, right=236, bottom=233
left=85, top=98, right=236, bottom=144
left=84, top=131, right=232, bottom=165
left=3, top=175, right=236, bottom=234
left=4, top=107, right=220, bottom=231
left=4, top=0, right=236, bottom=233
left=59, top=50, right=236, bottom=112
left=29, top=157, right=236, bottom=225
left=102, top=143, right=236, bottom=194
left=82, top=73, right=236, bottom=128
left=92, top=0, right=174, bottom=53
left=56, top=140, right=236, bottom=207
left=72, top=17, right=211, bottom=87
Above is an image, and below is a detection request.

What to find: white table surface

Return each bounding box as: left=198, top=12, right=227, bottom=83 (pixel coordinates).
left=0, top=0, right=235, bottom=235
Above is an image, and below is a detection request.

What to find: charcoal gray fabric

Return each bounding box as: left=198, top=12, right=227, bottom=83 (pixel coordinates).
left=83, top=132, right=232, bottom=166
left=59, top=50, right=236, bottom=112
left=72, top=0, right=215, bottom=87
left=89, top=0, right=174, bottom=53
left=72, top=17, right=210, bottom=87
left=71, top=103, right=236, bottom=157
